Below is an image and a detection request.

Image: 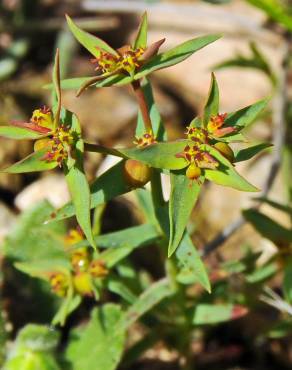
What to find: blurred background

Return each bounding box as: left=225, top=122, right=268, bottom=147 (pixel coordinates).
left=0, top=1, right=291, bottom=369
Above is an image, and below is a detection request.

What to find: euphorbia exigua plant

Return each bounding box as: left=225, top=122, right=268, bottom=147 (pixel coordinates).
left=0, top=12, right=272, bottom=365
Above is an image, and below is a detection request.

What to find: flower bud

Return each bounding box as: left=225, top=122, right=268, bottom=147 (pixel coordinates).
left=214, top=142, right=234, bottom=162
left=73, top=272, right=93, bottom=296
left=186, top=164, right=201, bottom=180
left=49, top=272, right=69, bottom=297
left=123, top=159, right=152, bottom=188
left=33, top=138, right=51, bottom=152
left=89, top=260, right=108, bottom=278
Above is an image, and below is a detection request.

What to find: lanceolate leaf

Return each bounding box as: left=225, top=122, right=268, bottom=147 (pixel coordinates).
left=1, top=148, right=58, bottom=173
left=176, top=232, right=211, bottom=293
left=242, top=208, right=292, bottom=244
left=119, top=141, right=190, bottom=170
left=115, top=278, right=173, bottom=333
left=203, top=72, right=219, bottom=126
left=0, top=126, right=45, bottom=140
left=64, top=111, right=95, bottom=248
left=66, top=15, right=118, bottom=57
left=234, top=142, right=272, bottom=162
left=168, top=169, right=202, bottom=257
left=133, top=12, right=148, bottom=49
left=135, top=78, right=166, bottom=141
left=202, top=144, right=259, bottom=192
left=65, top=304, right=125, bottom=370
left=135, top=34, right=221, bottom=79
left=47, top=160, right=131, bottom=223
left=53, top=49, right=61, bottom=128
left=225, top=98, right=269, bottom=129
left=193, top=304, right=248, bottom=325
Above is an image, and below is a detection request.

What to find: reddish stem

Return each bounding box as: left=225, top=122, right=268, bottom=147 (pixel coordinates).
left=131, top=80, right=153, bottom=133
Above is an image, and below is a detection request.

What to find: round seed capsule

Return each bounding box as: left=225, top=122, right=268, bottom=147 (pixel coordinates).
left=186, top=164, right=201, bottom=180
left=214, top=142, right=234, bottom=162
left=73, top=272, right=93, bottom=296
left=123, top=159, right=152, bottom=188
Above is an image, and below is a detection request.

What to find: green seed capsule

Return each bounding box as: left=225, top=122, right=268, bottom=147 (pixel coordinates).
left=73, top=272, right=93, bottom=296
left=33, top=138, right=51, bottom=152
left=214, top=142, right=234, bottom=162
left=123, top=159, right=152, bottom=187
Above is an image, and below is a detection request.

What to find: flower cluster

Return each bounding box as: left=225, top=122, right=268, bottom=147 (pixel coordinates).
left=49, top=228, right=108, bottom=298
left=91, top=46, right=145, bottom=76
left=134, top=132, right=157, bottom=147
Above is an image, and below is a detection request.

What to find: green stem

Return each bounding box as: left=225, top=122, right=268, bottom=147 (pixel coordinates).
left=131, top=80, right=153, bottom=133
left=84, top=142, right=126, bottom=158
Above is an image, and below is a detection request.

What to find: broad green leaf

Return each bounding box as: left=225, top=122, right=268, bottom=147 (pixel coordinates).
left=193, top=304, right=248, bottom=325
left=1, top=148, right=58, bottom=173
left=133, top=12, right=148, bottom=49
left=3, top=324, right=60, bottom=370
left=47, top=160, right=131, bottom=222
left=0, top=126, right=45, bottom=140
left=3, top=201, right=66, bottom=262
left=225, top=98, right=269, bottom=129
left=66, top=15, right=118, bottom=57
left=65, top=304, right=125, bottom=370
left=15, top=260, right=71, bottom=279
left=63, top=111, right=95, bottom=248
left=107, top=279, right=137, bottom=304
left=203, top=144, right=259, bottom=192
left=242, top=208, right=292, bottom=244
left=176, top=232, right=211, bottom=292
left=135, top=188, right=157, bottom=225
left=135, top=78, right=166, bottom=141
left=219, top=132, right=246, bottom=143
left=234, top=142, right=272, bottom=162
left=168, top=169, right=202, bottom=256
left=115, top=278, right=173, bottom=333
left=203, top=72, right=219, bottom=126
left=119, top=141, right=190, bottom=170
left=135, top=34, right=221, bottom=79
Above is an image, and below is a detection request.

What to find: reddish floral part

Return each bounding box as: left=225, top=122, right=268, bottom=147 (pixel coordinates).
left=65, top=228, right=84, bottom=246
left=11, top=106, right=53, bottom=134
left=186, top=126, right=208, bottom=143
left=207, top=113, right=236, bottom=138
left=42, top=125, right=74, bottom=166
left=49, top=272, right=69, bottom=297
left=91, top=46, right=145, bottom=76
left=176, top=144, right=219, bottom=170
left=134, top=132, right=156, bottom=147
left=71, top=248, right=90, bottom=273
left=89, top=260, right=108, bottom=278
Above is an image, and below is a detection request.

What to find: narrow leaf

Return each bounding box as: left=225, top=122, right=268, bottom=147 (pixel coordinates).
left=133, top=12, right=148, bottom=49
left=115, top=278, right=173, bottom=333
left=203, top=72, right=219, bottom=126
left=64, top=112, right=95, bottom=248
left=135, top=34, right=221, bottom=79
left=47, top=160, right=131, bottom=223
left=225, top=98, right=269, bottom=129
left=242, top=208, right=292, bottom=244
left=168, top=169, right=202, bottom=257
left=193, top=304, right=248, bottom=325
left=176, top=232, right=211, bottom=292
left=66, top=15, right=118, bottom=57
left=0, top=126, right=45, bottom=140
left=1, top=148, right=58, bottom=173
left=234, top=142, right=272, bottom=162
left=53, top=49, right=61, bottom=128
left=203, top=144, right=259, bottom=192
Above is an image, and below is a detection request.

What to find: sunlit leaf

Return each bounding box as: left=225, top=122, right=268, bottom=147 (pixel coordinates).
left=1, top=148, right=58, bottom=173
left=0, top=126, right=45, bottom=140
left=203, top=72, right=219, bottom=126
left=234, top=142, right=272, bottom=162
left=176, top=232, right=211, bottom=293
left=47, top=160, right=131, bottom=223
left=133, top=12, right=148, bottom=49
left=66, top=15, right=118, bottom=57
left=135, top=34, right=221, bottom=79
left=168, top=169, right=202, bottom=256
